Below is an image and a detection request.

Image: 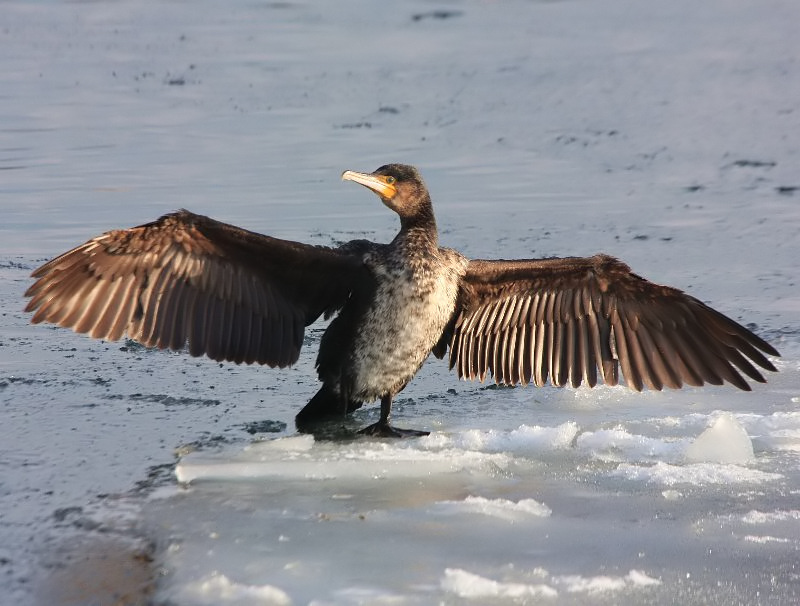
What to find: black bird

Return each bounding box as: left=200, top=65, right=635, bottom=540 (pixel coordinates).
left=24, top=164, right=779, bottom=436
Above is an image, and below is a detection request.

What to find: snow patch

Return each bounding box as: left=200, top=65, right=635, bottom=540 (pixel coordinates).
left=741, top=411, right=800, bottom=452
left=577, top=427, right=687, bottom=463
left=554, top=569, right=662, bottom=593
left=441, top=569, right=558, bottom=599
left=420, top=422, right=579, bottom=454
left=436, top=495, right=552, bottom=520
left=441, top=568, right=661, bottom=599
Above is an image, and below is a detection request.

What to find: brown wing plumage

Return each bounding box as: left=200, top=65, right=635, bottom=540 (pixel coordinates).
left=24, top=210, right=366, bottom=367
left=443, top=254, right=779, bottom=391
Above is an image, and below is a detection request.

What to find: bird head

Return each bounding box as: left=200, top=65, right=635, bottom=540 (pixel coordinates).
left=342, top=164, right=432, bottom=222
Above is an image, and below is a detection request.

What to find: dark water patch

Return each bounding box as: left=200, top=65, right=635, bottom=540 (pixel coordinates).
left=0, top=375, right=51, bottom=388
left=53, top=506, right=84, bottom=524
left=133, top=463, right=176, bottom=494
left=480, top=383, right=517, bottom=391
left=554, top=129, right=620, bottom=148
left=0, top=258, right=32, bottom=270
left=397, top=391, right=456, bottom=406
left=164, top=65, right=197, bottom=86
left=336, top=121, right=372, bottom=129
left=176, top=433, right=235, bottom=454
left=118, top=339, right=149, bottom=353
left=725, top=159, right=777, bottom=169
left=241, top=419, right=287, bottom=435
left=776, top=186, right=798, bottom=195
left=761, top=326, right=800, bottom=345
left=129, top=393, right=222, bottom=407
left=68, top=402, right=101, bottom=409
left=133, top=71, right=156, bottom=82
left=52, top=507, right=102, bottom=532
left=411, top=10, right=463, bottom=22
left=303, top=327, right=325, bottom=347
left=684, top=184, right=705, bottom=193
left=104, top=393, right=222, bottom=407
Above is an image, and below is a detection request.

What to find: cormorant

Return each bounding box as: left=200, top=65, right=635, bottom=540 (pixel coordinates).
left=24, top=164, right=779, bottom=436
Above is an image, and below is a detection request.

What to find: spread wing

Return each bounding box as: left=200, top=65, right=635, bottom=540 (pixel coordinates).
left=440, top=254, right=779, bottom=391
left=24, top=210, right=369, bottom=367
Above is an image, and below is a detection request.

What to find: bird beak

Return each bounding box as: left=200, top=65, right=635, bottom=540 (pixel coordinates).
left=342, top=170, right=397, bottom=200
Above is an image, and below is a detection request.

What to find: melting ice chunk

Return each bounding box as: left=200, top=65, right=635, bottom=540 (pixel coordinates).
left=441, top=569, right=558, bottom=599
left=172, top=573, right=290, bottom=605
left=684, top=413, right=754, bottom=464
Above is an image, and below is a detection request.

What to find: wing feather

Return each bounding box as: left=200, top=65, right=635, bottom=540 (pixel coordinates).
left=445, top=254, right=778, bottom=392
left=25, top=209, right=365, bottom=367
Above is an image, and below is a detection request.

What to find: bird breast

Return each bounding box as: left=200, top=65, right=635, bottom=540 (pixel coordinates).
left=349, top=246, right=468, bottom=400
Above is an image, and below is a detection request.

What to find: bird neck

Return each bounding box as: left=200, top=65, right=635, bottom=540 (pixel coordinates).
left=398, top=198, right=437, bottom=236
left=396, top=223, right=438, bottom=261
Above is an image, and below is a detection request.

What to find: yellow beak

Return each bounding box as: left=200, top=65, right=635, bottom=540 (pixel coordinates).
left=341, top=170, right=397, bottom=200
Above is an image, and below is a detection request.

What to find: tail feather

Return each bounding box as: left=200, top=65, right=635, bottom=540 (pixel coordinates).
left=295, top=386, right=363, bottom=433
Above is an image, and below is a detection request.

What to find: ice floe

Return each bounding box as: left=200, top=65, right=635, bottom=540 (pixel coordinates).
left=684, top=413, right=755, bottom=464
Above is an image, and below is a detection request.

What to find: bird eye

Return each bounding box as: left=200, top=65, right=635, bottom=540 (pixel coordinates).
left=385, top=176, right=396, bottom=184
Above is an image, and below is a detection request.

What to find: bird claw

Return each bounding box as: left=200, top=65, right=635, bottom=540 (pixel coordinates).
left=357, top=422, right=429, bottom=438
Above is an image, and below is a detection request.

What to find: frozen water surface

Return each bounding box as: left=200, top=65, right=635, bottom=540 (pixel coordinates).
left=1, top=0, right=799, bottom=604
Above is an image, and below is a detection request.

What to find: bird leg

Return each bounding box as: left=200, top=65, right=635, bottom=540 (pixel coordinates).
left=358, top=395, right=429, bottom=438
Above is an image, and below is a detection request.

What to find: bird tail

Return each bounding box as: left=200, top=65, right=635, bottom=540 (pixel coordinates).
left=295, top=386, right=363, bottom=433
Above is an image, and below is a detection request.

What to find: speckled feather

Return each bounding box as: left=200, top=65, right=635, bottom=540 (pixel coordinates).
left=336, top=230, right=468, bottom=401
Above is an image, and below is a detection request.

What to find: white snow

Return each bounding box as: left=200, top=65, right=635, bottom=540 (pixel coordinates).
left=554, top=569, right=662, bottom=594
left=435, top=495, right=552, bottom=520
left=576, top=426, right=688, bottom=463
left=441, top=568, right=662, bottom=599
left=172, top=573, right=291, bottom=606
left=419, top=422, right=579, bottom=453
left=441, top=568, right=559, bottom=599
